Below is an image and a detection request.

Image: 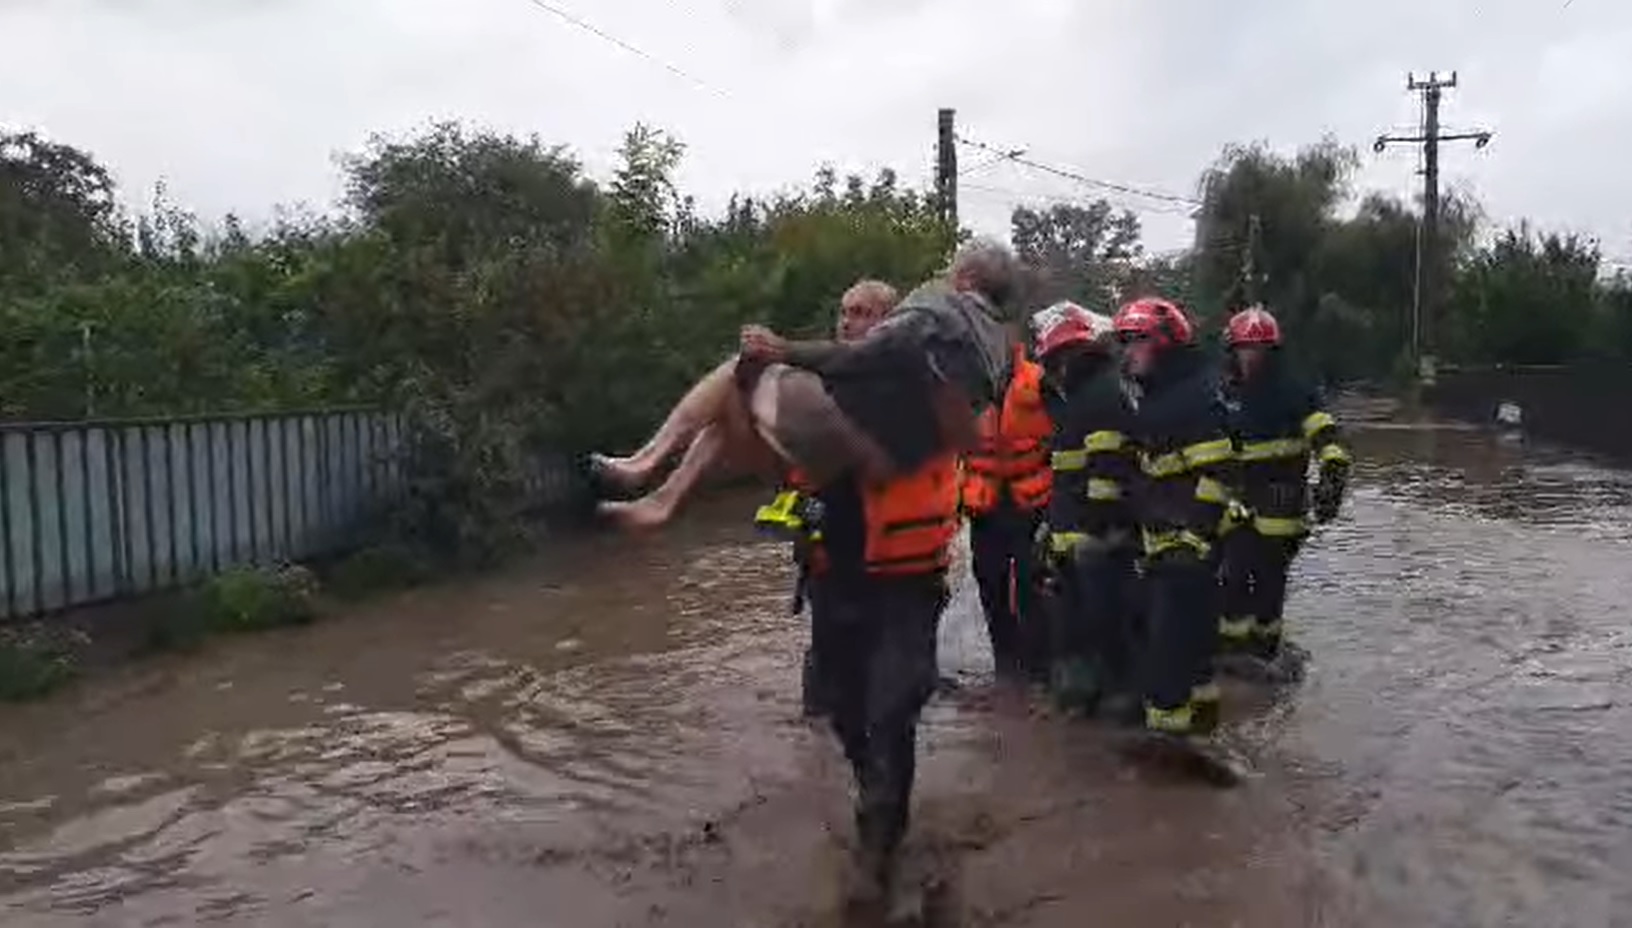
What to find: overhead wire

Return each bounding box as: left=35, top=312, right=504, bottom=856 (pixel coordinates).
left=956, top=134, right=1202, bottom=208
left=517, top=0, right=729, bottom=96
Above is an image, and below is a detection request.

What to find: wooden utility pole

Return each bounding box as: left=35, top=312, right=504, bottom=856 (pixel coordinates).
left=935, top=108, right=958, bottom=229
left=1375, top=71, right=1491, bottom=383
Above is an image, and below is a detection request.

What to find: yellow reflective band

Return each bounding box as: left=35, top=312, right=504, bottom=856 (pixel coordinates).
left=1084, top=430, right=1125, bottom=453
left=1319, top=443, right=1352, bottom=466
left=1194, top=475, right=1231, bottom=504
left=1050, top=531, right=1087, bottom=554
left=1254, top=620, right=1283, bottom=638
left=1218, top=616, right=1255, bottom=639
left=1141, top=450, right=1188, bottom=478
left=1051, top=448, right=1087, bottom=472
left=1302, top=410, right=1337, bottom=439
left=1238, top=437, right=1307, bottom=462
left=755, top=490, right=809, bottom=531
left=1183, top=437, right=1235, bottom=468
left=1254, top=515, right=1308, bottom=537
left=1142, top=528, right=1212, bottom=559
left=1145, top=703, right=1193, bottom=733
left=1086, top=478, right=1122, bottom=501
left=1190, top=682, right=1221, bottom=704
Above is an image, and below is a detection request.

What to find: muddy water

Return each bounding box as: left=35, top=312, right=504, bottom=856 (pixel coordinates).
left=1, top=422, right=1630, bottom=927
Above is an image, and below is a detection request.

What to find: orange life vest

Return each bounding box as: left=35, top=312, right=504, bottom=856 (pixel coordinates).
left=784, top=455, right=960, bottom=576
left=960, top=349, right=1053, bottom=514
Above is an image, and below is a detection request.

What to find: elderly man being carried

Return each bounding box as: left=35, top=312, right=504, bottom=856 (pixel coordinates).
left=590, top=239, right=1022, bottom=530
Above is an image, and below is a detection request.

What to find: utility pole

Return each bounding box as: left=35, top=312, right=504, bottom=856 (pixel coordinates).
left=935, top=108, right=958, bottom=230
left=1375, top=71, right=1491, bottom=384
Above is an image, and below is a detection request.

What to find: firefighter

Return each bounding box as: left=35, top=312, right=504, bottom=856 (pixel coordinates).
left=1028, top=302, right=1141, bottom=715
left=1113, top=296, right=1235, bottom=741
left=1217, top=306, right=1351, bottom=668
left=961, top=327, right=1054, bottom=681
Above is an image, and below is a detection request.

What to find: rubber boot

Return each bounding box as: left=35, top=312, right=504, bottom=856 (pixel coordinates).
left=1050, top=656, right=1102, bottom=715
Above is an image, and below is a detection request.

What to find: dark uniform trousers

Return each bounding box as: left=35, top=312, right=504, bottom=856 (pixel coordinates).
left=807, top=570, right=948, bottom=857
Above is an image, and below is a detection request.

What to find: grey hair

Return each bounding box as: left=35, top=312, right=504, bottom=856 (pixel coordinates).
left=949, top=236, right=1021, bottom=308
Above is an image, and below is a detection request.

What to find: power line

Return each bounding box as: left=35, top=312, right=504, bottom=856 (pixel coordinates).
left=961, top=180, right=1196, bottom=217
left=955, top=134, right=1201, bottom=207
left=518, top=0, right=728, bottom=96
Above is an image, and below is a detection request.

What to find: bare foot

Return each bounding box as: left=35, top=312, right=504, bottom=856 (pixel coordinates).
left=596, top=496, right=675, bottom=531
left=589, top=453, right=656, bottom=493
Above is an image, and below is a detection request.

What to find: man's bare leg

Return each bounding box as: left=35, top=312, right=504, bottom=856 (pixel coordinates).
left=598, top=424, right=730, bottom=529
left=591, top=357, right=738, bottom=491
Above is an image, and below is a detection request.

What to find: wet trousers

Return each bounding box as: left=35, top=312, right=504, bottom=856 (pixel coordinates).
left=968, top=502, right=1044, bottom=676
left=1053, top=546, right=1141, bottom=694
left=807, top=571, right=948, bottom=859
left=1219, top=528, right=1301, bottom=658
left=1139, top=550, right=1219, bottom=733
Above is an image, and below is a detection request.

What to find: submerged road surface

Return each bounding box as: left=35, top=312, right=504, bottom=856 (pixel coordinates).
left=2, top=420, right=1631, bottom=927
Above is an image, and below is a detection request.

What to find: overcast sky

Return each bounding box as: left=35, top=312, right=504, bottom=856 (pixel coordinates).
left=5, top=0, right=1630, bottom=261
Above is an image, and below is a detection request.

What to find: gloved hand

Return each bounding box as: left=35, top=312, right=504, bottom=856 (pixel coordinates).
left=1311, top=465, right=1347, bottom=523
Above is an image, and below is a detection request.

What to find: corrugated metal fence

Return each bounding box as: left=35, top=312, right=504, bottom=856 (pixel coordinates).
left=0, top=408, right=406, bottom=620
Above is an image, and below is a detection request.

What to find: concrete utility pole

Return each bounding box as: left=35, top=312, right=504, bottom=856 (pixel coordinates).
left=935, top=108, right=958, bottom=230
left=1374, top=71, right=1491, bottom=384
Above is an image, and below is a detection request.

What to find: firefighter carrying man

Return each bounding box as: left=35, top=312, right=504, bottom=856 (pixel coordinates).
left=1217, top=305, right=1351, bottom=674
left=1028, top=302, right=1141, bottom=718
left=961, top=326, right=1054, bottom=681
left=1113, top=296, right=1235, bottom=742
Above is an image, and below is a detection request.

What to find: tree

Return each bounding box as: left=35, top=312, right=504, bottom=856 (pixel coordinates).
left=0, top=131, right=126, bottom=288
left=1010, top=201, right=1142, bottom=312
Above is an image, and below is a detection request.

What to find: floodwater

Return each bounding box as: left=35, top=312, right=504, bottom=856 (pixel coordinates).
left=2, top=419, right=1630, bottom=927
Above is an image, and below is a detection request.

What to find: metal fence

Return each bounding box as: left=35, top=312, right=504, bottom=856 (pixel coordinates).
left=0, top=408, right=406, bottom=621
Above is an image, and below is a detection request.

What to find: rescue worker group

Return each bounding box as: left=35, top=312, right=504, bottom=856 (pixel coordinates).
left=747, top=275, right=1351, bottom=893
left=591, top=242, right=1354, bottom=900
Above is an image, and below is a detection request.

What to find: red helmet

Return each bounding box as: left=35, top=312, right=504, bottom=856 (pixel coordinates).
left=1113, top=297, right=1195, bottom=349
left=1031, top=302, right=1114, bottom=358
left=1225, top=305, right=1282, bottom=347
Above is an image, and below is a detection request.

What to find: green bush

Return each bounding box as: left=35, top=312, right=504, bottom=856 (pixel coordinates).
left=0, top=628, right=79, bottom=701
left=147, top=565, right=321, bottom=652
left=326, top=544, right=432, bottom=601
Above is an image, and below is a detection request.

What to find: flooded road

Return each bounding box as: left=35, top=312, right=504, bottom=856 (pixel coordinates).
left=2, top=420, right=1631, bottom=927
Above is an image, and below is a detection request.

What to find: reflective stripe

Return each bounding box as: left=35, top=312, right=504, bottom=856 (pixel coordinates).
left=1302, top=410, right=1337, bottom=439
left=1218, top=616, right=1255, bottom=639
left=1050, top=531, right=1086, bottom=554
left=754, top=491, right=802, bottom=528
left=1319, top=442, right=1352, bottom=466
left=1238, top=437, right=1307, bottom=462
left=1086, top=478, right=1122, bottom=501
left=1254, top=619, right=1284, bottom=639
left=1194, top=475, right=1231, bottom=504
left=1145, top=703, right=1193, bottom=733
left=1254, top=515, right=1307, bottom=537
left=1051, top=448, right=1087, bottom=472
left=1142, top=528, right=1211, bottom=558
left=1084, top=430, right=1125, bottom=453
left=1183, top=437, right=1235, bottom=468
left=1142, top=450, right=1187, bottom=478
left=1190, top=682, right=1221, bottom=704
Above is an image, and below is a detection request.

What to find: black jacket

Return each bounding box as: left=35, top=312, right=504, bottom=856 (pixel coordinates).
left=1124, top=346, right=1235, bottom=557
left=1220, top=353, right=1349, bottom=531
left=1043, top=354, right=1138, bottom=550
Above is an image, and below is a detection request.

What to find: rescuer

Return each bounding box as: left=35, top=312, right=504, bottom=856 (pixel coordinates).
left=1217, top=305, right=1351, bottom=669
left=961, top=316, right=1054, bottom=681
left=1028, top=302, right=1141, bottom=715
left=753, top=406, right=960, bottom=903
left=754, top=279, right=896, bottom=719
left=1114, top=296, right=1234, bottom=742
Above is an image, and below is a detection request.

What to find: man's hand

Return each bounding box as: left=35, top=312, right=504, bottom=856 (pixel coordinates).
left=740, top=325, right=788, bottom=361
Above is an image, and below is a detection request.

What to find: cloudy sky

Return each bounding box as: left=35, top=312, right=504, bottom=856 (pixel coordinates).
left=5, top=0, right=1630, bottom=261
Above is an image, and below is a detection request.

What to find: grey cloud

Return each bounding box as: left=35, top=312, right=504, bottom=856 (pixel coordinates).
left=3, top=0, right=1629, bottom=257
